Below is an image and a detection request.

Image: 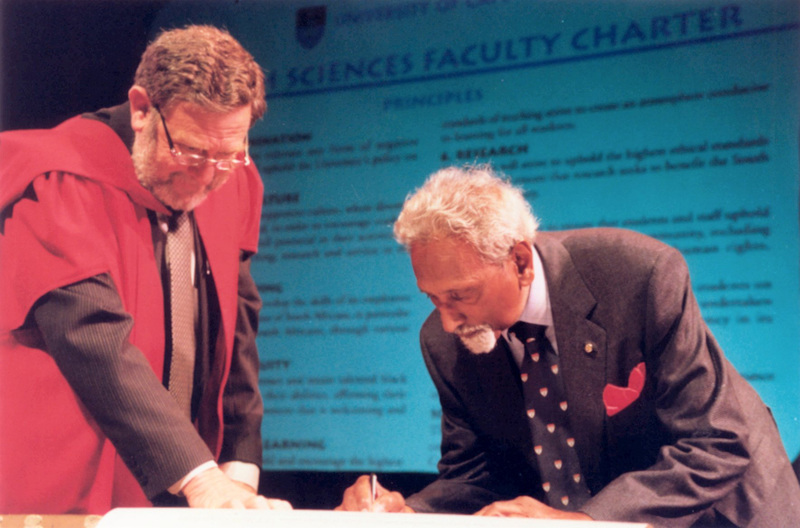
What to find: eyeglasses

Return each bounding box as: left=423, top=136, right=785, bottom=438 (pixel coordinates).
left=154, top=105, right=250, bottom=171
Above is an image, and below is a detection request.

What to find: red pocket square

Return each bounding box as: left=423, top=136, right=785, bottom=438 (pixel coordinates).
left=603, top=362, right=646, bottom=417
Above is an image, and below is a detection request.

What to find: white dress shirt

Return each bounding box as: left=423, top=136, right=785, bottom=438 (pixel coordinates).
left=502, top=245, right=558, bottom=367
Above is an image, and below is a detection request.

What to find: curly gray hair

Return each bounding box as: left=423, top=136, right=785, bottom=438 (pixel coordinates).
left=394, top=164, right=539, bottom=264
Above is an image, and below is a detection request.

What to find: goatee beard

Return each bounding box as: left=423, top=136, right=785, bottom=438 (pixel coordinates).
left=455, top=324, right=498, bottom=354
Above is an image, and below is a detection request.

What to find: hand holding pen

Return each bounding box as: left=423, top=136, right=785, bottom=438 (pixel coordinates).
left=335, top=473, right=414, bottom=513
left=370, top=473, right=378, bottom=506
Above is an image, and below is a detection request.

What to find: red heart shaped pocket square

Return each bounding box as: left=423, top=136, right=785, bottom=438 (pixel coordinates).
left=603, top=362, right=646, bottom=417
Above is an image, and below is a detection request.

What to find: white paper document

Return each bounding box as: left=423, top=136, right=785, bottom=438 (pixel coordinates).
left=98, top=508, right=651, bottom=528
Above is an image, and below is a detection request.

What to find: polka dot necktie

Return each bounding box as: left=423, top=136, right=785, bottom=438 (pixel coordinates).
left=165, top=212, right=197, bottom=419
left=510, top=321, right=590, bottom=510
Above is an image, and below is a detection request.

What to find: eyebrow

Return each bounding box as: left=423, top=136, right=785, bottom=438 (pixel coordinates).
left=174, top=138, right=244, bottom=157
left=421, top=285, right=480, bottom=298
left=449, top=286, right=480, bottom=297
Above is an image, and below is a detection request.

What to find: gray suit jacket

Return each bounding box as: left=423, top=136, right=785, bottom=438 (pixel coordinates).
left=406, top=228, right=800, bottom=527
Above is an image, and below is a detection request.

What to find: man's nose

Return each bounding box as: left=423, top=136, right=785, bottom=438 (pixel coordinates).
left=438, top=307, right=464, bottom=334
left=194, top=163, right=218, bottom=185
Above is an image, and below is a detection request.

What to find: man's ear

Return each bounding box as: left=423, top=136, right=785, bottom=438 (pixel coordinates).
left=128, top=85, right=151, bottom=133
left=511, top=240, right=534, bottom=286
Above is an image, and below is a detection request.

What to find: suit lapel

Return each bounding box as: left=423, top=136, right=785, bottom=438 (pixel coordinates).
left=535, top=233, right=607, bottom=491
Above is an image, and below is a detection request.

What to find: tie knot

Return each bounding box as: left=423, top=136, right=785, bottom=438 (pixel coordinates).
left=158, top=212, right=189, bottom=234
left=509, top=321, right=547, bottom=343
left=169, top=212, right=189, bottom=233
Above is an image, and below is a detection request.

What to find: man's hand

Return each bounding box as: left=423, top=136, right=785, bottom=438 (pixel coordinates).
left=335, top=474, right=414, bottom=513
left=182, top=466, right=292, bottom=510
left=475, top=496, right=592, bottom=520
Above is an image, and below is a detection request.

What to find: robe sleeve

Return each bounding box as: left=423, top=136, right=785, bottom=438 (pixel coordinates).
left=31, top=273, right=215, bottom=498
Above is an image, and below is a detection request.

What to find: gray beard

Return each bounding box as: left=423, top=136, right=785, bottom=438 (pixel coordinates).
left=455, top=324, right=498, bottom=354
left=131, top=118, right=206, bottom=212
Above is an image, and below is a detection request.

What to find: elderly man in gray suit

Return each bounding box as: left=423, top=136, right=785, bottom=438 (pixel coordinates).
left=338, top=165, right=800, bottom=527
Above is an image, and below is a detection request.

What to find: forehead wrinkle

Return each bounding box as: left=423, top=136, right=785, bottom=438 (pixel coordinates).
left=416, top=273, right=485, bottom=299
left=164, top=103, right=250, bottom=154
left=170, top=126, right=246, bottom=155
left=412, top=238, right=502, bottom=297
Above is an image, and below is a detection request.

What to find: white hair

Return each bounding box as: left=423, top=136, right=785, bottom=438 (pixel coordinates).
left=393, top=164, right=539, bottom=264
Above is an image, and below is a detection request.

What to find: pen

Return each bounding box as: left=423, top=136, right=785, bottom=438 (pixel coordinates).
left=369, top=473, right=378, bottom=505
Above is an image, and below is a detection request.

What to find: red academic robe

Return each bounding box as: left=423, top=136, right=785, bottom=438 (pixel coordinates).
left=0, top=116, right=263, bottom=513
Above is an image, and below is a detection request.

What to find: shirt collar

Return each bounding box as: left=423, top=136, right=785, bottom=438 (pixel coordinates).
left=502, top=243, right=552, bottom=340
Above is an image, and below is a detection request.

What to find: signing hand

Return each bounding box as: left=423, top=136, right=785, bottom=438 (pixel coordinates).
left=183, top=466, right=292, bottom=510
left=475, top=496, right=592, bottom=520
left=335, top=474, right=414, bottom=513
